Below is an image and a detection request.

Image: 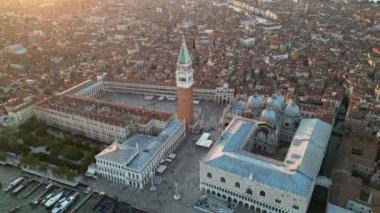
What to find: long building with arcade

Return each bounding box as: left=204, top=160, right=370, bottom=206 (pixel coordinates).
left=56, top=77, right=234, bottom=104
left=200, top=117, right=332, bottom=213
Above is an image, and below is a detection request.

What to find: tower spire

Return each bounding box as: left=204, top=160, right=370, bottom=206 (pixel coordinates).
left=177, top=35, right=192, bottom=65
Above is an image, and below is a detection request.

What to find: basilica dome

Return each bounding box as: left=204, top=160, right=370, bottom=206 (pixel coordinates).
left=261, top=109, right=276, bottom=125
left=276, top=92, right=285, bottom=104
left=247, top=94, right=263, bottom=109
left=266, top=94, right=282, bottom=111
left=285, top=101, right=300, bottom=117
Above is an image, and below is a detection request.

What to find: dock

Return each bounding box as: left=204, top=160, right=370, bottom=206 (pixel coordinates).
left=8, top=206, right=20, bottom=213
left=69, top=191, right=93, bottom=213
left=30, top=183, right=54, bottom=205
left=23, top=181, right=43, bottom=198
left=92, top=193, right=106, bottom=210
left=110, top=200, right=121, bottom=213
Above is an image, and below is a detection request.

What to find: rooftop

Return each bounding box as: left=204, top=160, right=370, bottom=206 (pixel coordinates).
left=177, top=37, right=192, bottom=65
left=59, top=79, right=99, bottom=96
left=35, top=95, right=172, bottom=127
left=329, top=133, right=380, bottom=211
left=96, top=119, right=184, bottom=172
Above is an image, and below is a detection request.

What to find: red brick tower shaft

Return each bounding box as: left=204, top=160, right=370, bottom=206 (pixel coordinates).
left=177, top=87, right=193, bottom=127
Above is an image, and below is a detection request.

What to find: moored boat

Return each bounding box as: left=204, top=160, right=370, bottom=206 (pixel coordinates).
left=51, top=192, right=79, bottom=213
left=12, top=184, right=26, bottom=195
left=44, top=191, right=64, bottom=208
left=41, top=192, right=54, bottom=205
left=3, top=177, right=24, bottom=192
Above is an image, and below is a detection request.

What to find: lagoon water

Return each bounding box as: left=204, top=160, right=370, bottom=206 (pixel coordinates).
left=0, top=165, right=145, bottom=213
left=0, top=165, right=49, bottom=213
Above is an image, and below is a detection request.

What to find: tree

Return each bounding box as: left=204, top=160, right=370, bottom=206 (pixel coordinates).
left=63, top=135, right=74, bottom=145
left=21, top=154, right=40, bottom=168
left=0, top=127, right=12, bottom=136
left=90, top=145, right=101, bottom=154
left=35, top=127, right=48, bottom=137
left=66, top=170, right=76, bottom=181
left=80, top=154, right=94, bottom=173
left=34, top=152, right=49, bottom=161
left=19, top=120, right=35, bottom=134
left=21, top=133, right=33, bottom=143
left=8, top=135, right=18, bottom=144
left=23, top=134, right=47, bottom=147
left=38, top=162, right=48, bottom=172
left=46, top=138, right=63, bottom=151
left=9, top=139, right=30, bottom=156
left=0, top=136, right=9, bottom=152
left=60, top=145, right=84, bottom=161
left=53, top=166, right=68, bottom=177
left=0, top=152, right=6, bottom=161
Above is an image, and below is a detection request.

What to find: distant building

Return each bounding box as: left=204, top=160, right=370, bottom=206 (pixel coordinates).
left=215, top=83, right=235, bottom=104
left=86, top=16, right=107, bottom=24
left=327, top=133, right=380, bottom=213
left=2, top=44, right=27, bottom=55
left=2, top=96, right=36, bottom=128
left=240, top=38, right=256, bottom=47
left=95, top=119, right=186, bottom=189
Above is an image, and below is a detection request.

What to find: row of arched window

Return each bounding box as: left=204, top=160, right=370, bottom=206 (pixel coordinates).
left=201, top=182, right=289, bottom=213
left=206, top=172, right=265, bottom=197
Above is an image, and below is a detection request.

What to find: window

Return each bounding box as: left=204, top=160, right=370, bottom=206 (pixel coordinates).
left=246, top=188, right=252, bottom=195
left=260, top=191, right=265, bottom=197
left=293, top=205, right=299, bottom=210
left=207, top=172, right=212, bottom=178
left=351, top=148, right=362, bottom=156
left=235, top=182, right=240, bottom=188
left=220, top=177, right=225, bottom=183
left=275, top=199, right=281, bottom=204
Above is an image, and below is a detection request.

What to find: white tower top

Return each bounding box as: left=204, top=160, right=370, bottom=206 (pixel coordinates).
left=176, top=36, right=193, bottom=89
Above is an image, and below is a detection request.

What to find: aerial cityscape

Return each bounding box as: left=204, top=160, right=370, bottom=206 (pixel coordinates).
left=0, top=0, right=379, bottom=213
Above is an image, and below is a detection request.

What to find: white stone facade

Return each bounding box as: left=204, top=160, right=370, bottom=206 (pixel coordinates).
left=57, top=77, right=234, bottom=104
left=215, top=83, right=235, bottom=104
left=59, top=79, right=104, bottom=98
left=4, top=104, right=34, bottom=128
left=200, top=164, right=308, bottom=213
left=103, top=80, right=234, bottom=103
left=34, top=95, right=173, bottom=144
left=3, top=96, right=35, bottom=128
left=34, top=106, right=131, bottom=143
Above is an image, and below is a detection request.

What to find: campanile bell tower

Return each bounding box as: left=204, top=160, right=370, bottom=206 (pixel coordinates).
left=176, top=36, right=193, bottom=127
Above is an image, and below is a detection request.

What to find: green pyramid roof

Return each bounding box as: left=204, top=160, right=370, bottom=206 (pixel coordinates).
left=177, top=38, right=192, bottom=65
